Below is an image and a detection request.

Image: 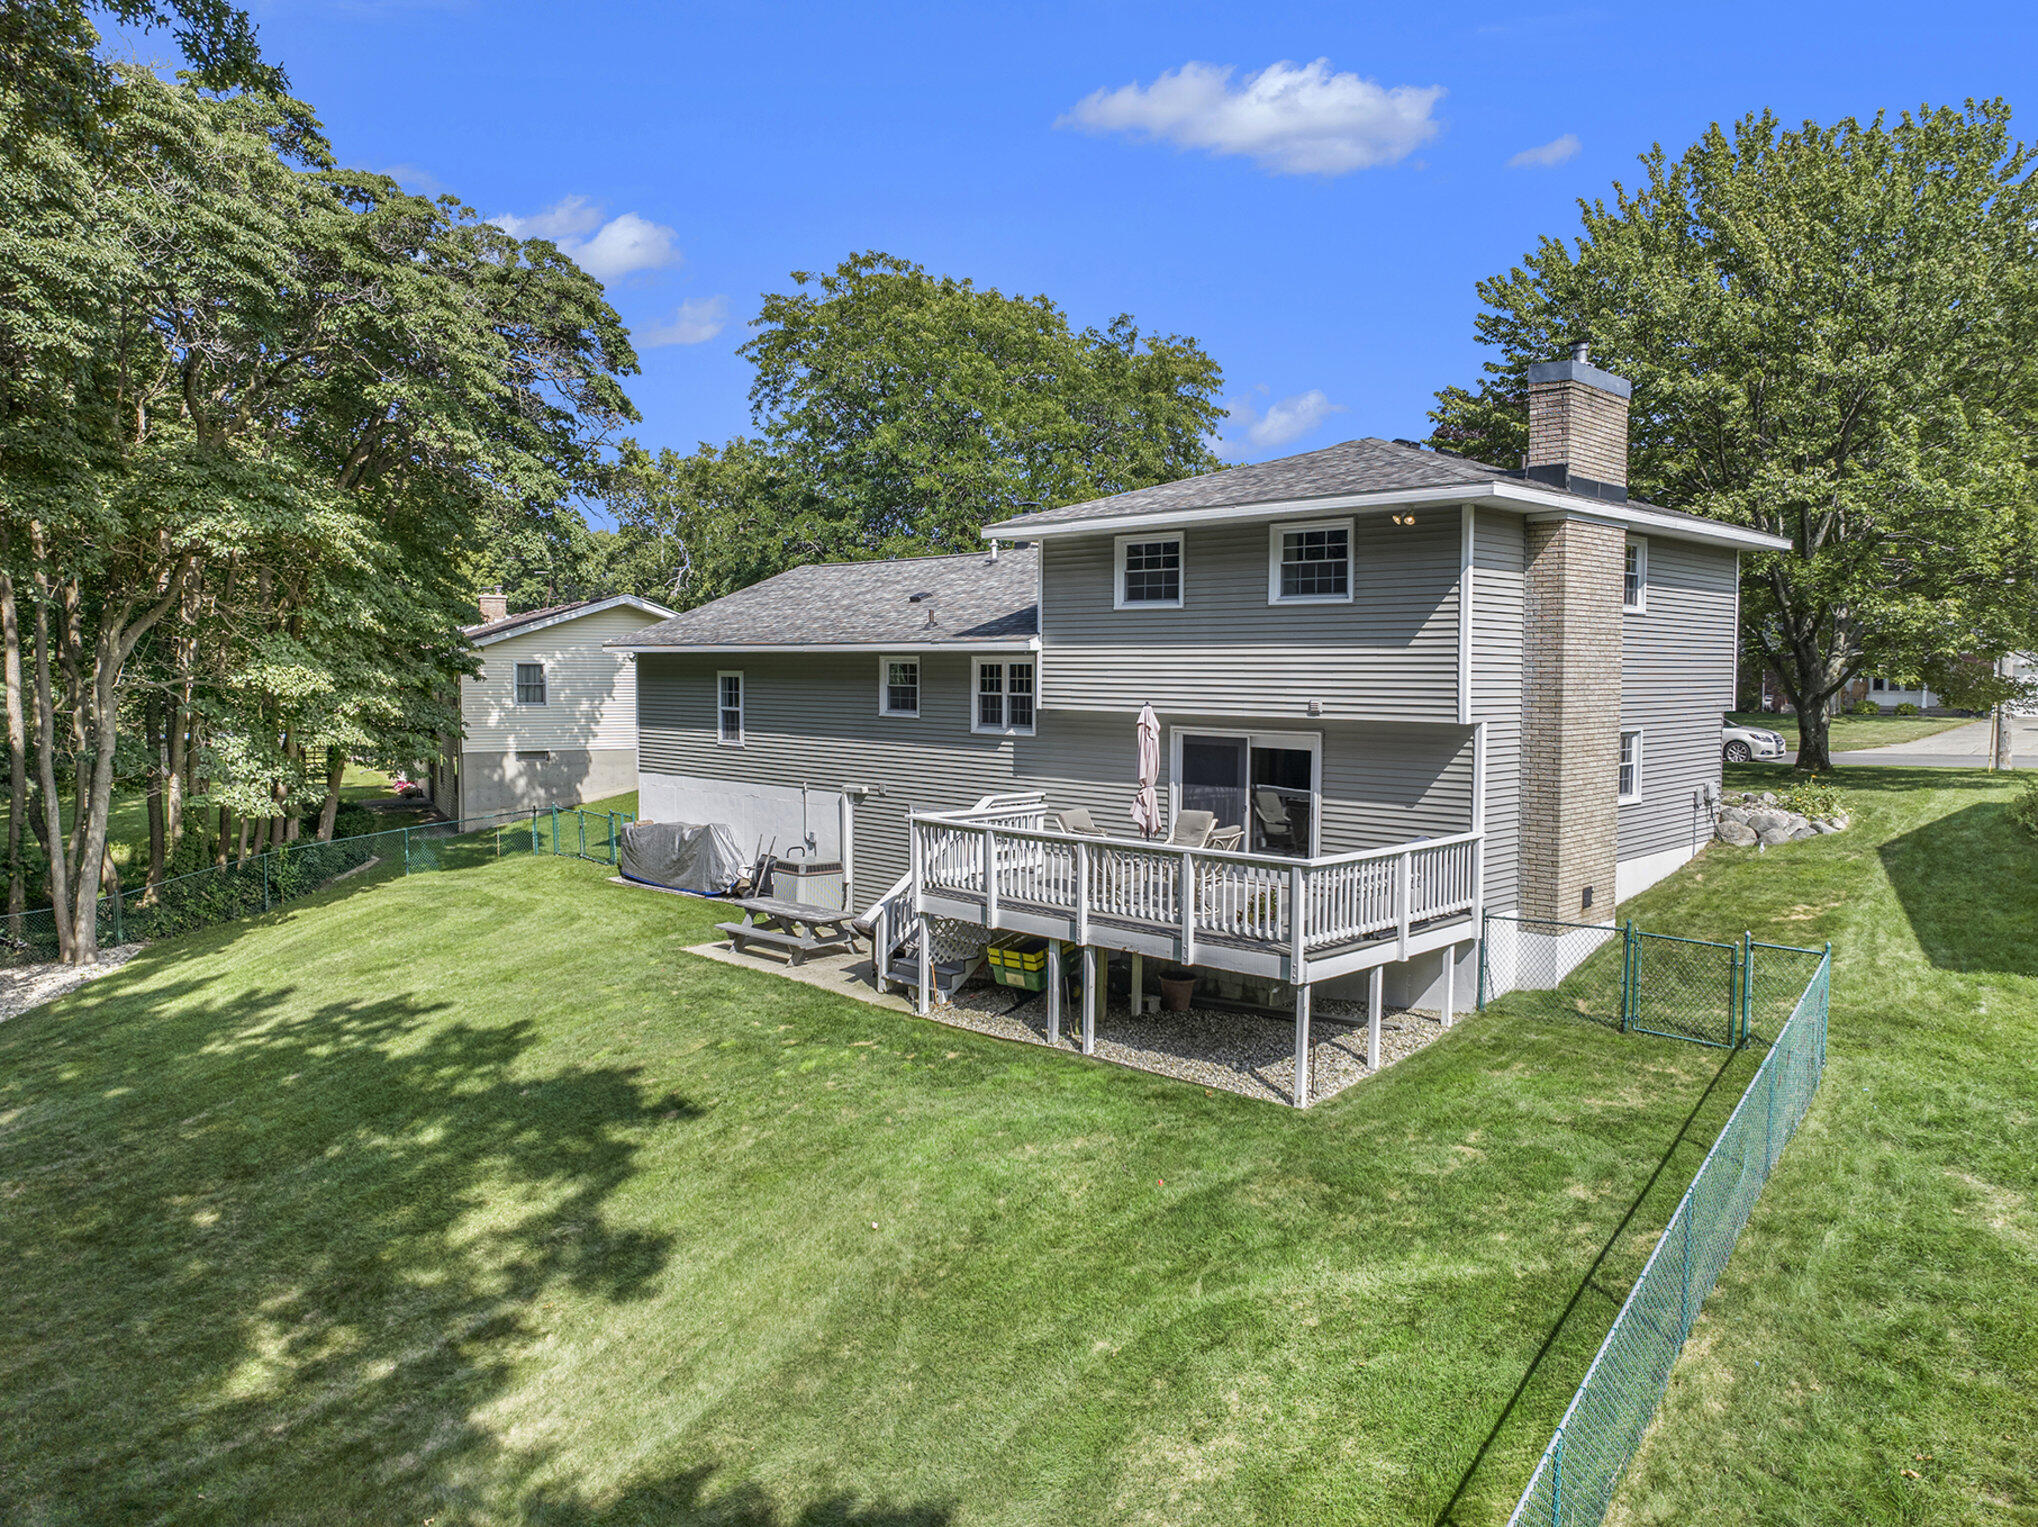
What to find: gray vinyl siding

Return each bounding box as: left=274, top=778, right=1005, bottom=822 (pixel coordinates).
left=637, top=651, right=1475, bottom=911
left=1619, top=536, right=1737, bottom=862
left=1038, top=513, right=1463, bottom=721
left=1469, top=510, right=1525, bottom=912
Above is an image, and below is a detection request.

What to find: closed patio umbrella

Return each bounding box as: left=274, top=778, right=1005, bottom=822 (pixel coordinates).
left=1131, top=703, right=1162, bottom=839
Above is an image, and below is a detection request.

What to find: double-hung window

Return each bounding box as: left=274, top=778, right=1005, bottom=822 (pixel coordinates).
left=1618, top=728, right=1643, bottom=803
left=1623, top=537, right=1648, bottom=612
left=1115, top=534, right=1183, bottom=608
left=879, top=656, right=919, bottom=717
left=514, top=661, right=546, bottom=704
left=717, top=671, right=744, bottom=745
left=1269, top=518, right=1353, bottom=603
left=973, top=658, right=1035, bottom=735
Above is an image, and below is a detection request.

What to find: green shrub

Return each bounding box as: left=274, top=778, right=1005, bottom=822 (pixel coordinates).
left=330, top=803, right=377, bottom=840
left=1894, top=701, right=1923, bottom=716
left=1778, top=776, right=1842, bottom=821
left=2010, top=776, right=2038, bottom=840
left=1849, top=699, right=1881, bottom=715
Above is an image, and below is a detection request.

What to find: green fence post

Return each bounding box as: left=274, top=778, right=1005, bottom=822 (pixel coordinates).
left=1621, top=919, right=1637, bottom=1032
left=262, top=853, right=271, bottom=911
left=113, top=886, right=125, bottom=946
left=1741, top=931, right=1754, bottom=1046
left=578, top=810, right=586, bottom=860
left=1550, top=1427, right=1563, bottom=1526
left=609, top=810, right=619, bottom=865
left=403, top=827, right=412, bottom=875
left=551, top=806, right=560, bottom=857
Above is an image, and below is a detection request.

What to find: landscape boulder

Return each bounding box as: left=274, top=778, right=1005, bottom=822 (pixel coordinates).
left=1714, top=790, right=1847, bottom=849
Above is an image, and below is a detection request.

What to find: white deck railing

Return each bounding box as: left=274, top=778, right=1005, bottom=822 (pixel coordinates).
left=910, top=803, right=1480, bottom=975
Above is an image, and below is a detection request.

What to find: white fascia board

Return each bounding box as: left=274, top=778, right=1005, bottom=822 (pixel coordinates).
left=986, top=480, right=1795, bottom=554
left=471, top=594, right=678, bottom=647
left=612, top=637, right=1041, bottom=655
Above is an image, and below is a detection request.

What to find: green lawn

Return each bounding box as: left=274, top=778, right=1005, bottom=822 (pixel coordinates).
left=1605, top=765, right=2037, bottom=1524
left=0, top=768, right=2029, bottom=1524
left=1728, top=710, right=1973, bottom=753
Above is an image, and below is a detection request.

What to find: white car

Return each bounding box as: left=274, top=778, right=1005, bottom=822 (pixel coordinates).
left=1722, top=717, right=1788, bottom=763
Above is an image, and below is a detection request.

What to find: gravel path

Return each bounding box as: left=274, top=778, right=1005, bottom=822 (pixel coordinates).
left=941, top=985, right=1448, bottom=1106
left=0, top=945, right=143, bottom=1025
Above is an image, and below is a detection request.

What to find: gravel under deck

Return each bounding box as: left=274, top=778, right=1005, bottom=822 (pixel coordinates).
left=939, top=984, right=1448, bottom=1107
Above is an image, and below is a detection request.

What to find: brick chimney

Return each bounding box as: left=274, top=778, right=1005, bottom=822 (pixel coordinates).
left=478, top=590, right=508, bottom=624
left=1525, top=341, right=1632, bottom=503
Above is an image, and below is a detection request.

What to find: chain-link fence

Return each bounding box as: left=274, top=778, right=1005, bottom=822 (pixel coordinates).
left=2, top=803, right=634, bottom=966
left=1497, top=937, right=1833, bottom=1527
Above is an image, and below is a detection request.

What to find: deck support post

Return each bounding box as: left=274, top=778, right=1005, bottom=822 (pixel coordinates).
left=916, top=912, right=933, bottom=1016
left=1080, top=945, right=1098, bottom=1055
left=1293, top=982, right=1313, bottom=1109
left=1367, top=965, right=1384, bottom=1071
left=1129, top=952, right=1143, bottom=1014
left=1047, top=939, right=1064, bottom=1043
left=1441, top=944, right=1457, bottom=1028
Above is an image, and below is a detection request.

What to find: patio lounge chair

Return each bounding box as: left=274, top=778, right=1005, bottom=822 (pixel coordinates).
left=1254, top=788, right=1295, bottom=851
left=1167, top=810, right=1218, bottom=848
left=1054, top=806, right=1107, bottom=836
left=1207, top=824, right=1244, bottom=852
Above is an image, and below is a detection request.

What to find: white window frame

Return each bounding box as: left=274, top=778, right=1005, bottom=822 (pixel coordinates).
left=1266, top=517, right=1355, bottom=605
left=971, top=656, right=1037, bottom=736
left=1114, top=532, right=1184, bottom=610
left=513, top=660, right=547, bottom=705
left=1618, top=727, right=1643, bottom=804
left=717, top=670, right=744, bottom=747
left=877, top=655, right=920, bottom=718
left=1166, top=726, right=1324, bottom=856
left=1623, top=537, right=1648, bottom=613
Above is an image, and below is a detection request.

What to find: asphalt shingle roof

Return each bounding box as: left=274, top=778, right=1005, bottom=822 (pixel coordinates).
left=619, top=547, right=1039, bottom=649
left=988, top=435, right=1737, bottom=535
left=463, top=599, right=601, bottom=641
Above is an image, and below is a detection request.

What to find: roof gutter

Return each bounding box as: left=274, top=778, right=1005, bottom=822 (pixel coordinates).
left=984, top=480, right=1794, bottom=554
left=610, top=637, right=1042, bottom=655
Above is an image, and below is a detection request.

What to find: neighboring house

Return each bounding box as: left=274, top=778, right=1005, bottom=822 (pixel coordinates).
left=436, top=593, right=675, bottom=821
left=614, top=347, right=1789, bottom=1060
left=1838, top=673, right=1942, bottom=711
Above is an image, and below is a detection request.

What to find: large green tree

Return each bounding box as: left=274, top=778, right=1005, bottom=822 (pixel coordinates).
left=739, top=250, right=1225, bottom=561
left=1, top=35, right=636, bottom=961
left=1430, top=102, right=2038, bottom=769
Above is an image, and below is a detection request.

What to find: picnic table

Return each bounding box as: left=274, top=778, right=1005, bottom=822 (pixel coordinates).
left=715, top=896, right=860, bottom=966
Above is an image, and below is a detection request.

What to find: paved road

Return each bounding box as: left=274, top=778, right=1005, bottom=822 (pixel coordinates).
left=1785, top=714, right=2038, bottom=769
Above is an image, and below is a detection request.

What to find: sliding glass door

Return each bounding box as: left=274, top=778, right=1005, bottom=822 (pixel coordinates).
left=1175, top=730, right=1319, bottom=855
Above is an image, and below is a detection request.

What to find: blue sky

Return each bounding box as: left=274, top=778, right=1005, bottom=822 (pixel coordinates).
left=204, top=2, right=2038, bottom=481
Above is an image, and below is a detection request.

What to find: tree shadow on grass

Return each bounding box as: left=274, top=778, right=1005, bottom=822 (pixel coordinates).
left=1878, top=799, right=2038, bottom=976
left=519, top=1465, right=953, bottom=1526
left=0, top=972, right=718, bottom=1523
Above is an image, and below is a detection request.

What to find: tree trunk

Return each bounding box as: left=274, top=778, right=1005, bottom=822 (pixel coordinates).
left=216, top=805, right=232, bottom=867
left=316, top=746, right=345, bottom=840
left=1795, top=703, right=1833, bottom=773
left=0, top=566, right=26, bottom=939
left=145, top=694, right=166, bottom=895
left=27, top=561, right=73, bottom=959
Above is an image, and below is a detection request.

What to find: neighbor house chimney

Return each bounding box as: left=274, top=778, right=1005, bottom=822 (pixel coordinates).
left=1525, top=341, right=1632, bottom=503
left=478, top=590, right=508, bottom=624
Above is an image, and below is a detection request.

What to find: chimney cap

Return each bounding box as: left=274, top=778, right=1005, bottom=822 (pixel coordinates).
left=1568, top=339, right=1590, bottom=363
left=1526, top=348, right=1633, bottom=400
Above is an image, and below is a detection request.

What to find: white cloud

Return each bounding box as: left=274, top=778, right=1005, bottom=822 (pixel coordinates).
left=1214, top=388, right=1348, bottom=459
left=491, top=196, right=681, bottom=282
left=1058, top=59, right=1443, bottom=176
left=641, top=295, right=732, bottom=348
left=1508, top=133, right=1581, bottom=168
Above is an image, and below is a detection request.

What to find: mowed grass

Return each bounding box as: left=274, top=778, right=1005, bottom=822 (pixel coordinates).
left=1727, top=711, right=1973, bottom=752
left=1604, top=765, right=2038, bottom=1524
left=1, top=840, right=1751, bottom=1525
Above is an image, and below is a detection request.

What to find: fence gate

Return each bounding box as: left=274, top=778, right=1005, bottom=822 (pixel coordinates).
left=1627, top=930, right=1740, bottom=1048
